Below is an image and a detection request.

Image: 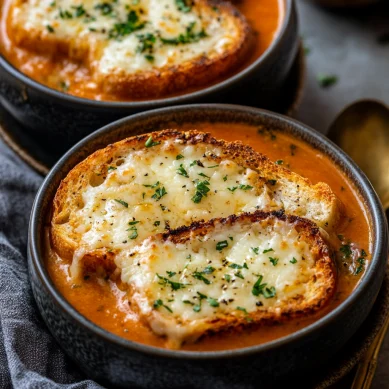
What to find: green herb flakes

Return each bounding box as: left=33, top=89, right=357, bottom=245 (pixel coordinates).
left=145, top=136, right=161, bottom=148
left=269, top=257, right=279, bottom=266
left=156, top=274, right=187, bottom=291
left=177, top=164, right=189, bottom=178
left=152, top=186, right=167, bottom=201
left=216, top=240, right=228, bottom=251
left=317, top=74, right=338, bottom=88
left=114, top=199, right=128, bottom=208
left=192, top=180, right=210, bottom=203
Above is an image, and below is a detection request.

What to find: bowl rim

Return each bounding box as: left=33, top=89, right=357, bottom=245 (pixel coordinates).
left=0, top=1, right=292, bottom=109
left=29, top=103, right=388, bottom=360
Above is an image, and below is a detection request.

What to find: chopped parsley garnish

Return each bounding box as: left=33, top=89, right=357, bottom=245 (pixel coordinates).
left=156, top=274, right=187, bottom=291
left=263, top=286, right=276, bottom=299
left=153, top=299, right=173, bottom=313
left=235, top=271, right=244, bottom=279
left=229, top=262, right=248, bottom=270
left=177, top=164, right=189, bottom=178
left=108, top=10, right=145, bottom=40
left=144, top=55, right=154, bottom=62
left=267, top=179, right=277, bottom=186
left=263, top=248, right=274, bottom=254
left=216, top=240, right=228, bottom=251
left=207, top=165, right=219, bottom=169
left=227, top=187, right=238, bottom=192
left=153, top=221, right=161, bottom=227
left=223, top=175, right=228, bottom=182
left=252, top=275, right=266, bottom=297
left=192, top=271, right=211, bottom=285
left=340, top=244, right=352, bottom=259
left=239, top=184, right=253, bottom=191
left=46, top=24, right=55, bottom=33
left=183, top=300, right=194, bottom=305
left=59, top=81, right=69, bottom=92
left=144, top=136, right=161, bottom=148
left=275, top=160, right=284, bottom=165
left=114, top=199, right=128, bottom=208
left=192, top=180, right=210, bottom=203
left=317, top=74, right=338, bottom=88
left=190, top=160, right=202, bottom=167
left=136, top=33, right=156, bottom=53
left=252, top=247, right=259, bottom=255
left=237, top=306, right=248, bottom=314
left=290, top=257, right=297, bottom=264
left=355, top=253, right=367, bottom=275
left=225, top=274, right=231, bottom=282
left=269, top=257, right=279, bottom=266
left=108, top=166, right=117, bottom=172
left=128, top=220, right=139, bottom=225
left=59, top=8, right=73, bottom=19
left=161, top=22, right=207, bottom=45
left=198, top=172, right=210, bottom=179
left=202, top=266, right=215, bottom=274
left=166, top=271, right=176, bottom=278
left=127, top=226, right=138, bottom=239
left=175, top=0, right=192, bottom=13
left=152, top=186, right=167, bottom=201
left=95, top=2, right=114, bottom=16
left=207, top=297, right=219, bottom=308
left=176, top=154, right=184, bottom=160
left=192, top=292, right=219, bottom=312
left=143, top=181, right=160, bottom=188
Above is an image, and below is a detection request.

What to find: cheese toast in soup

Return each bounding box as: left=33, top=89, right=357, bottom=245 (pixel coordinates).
left=0, top=0, right=282, bottom=100
left=47, top=127, right=371, bottom=351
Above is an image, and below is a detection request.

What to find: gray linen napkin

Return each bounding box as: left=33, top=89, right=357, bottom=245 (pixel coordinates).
left=0, top=141, right=102, bottom=388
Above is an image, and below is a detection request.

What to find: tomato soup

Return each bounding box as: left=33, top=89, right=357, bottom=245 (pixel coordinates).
left=46, top=124, right=371, bottom=351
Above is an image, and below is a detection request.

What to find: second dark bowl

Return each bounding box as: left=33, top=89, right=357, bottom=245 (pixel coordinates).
left=28, top=104, right=388, bottom=389
left=0, top=0, right=298, bottom=151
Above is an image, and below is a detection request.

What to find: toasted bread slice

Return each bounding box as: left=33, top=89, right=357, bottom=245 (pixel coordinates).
left=9, top=0, right=253, bottom=98
left=51, top=130, right=341, bottom=279
left=116, top=211, right=336, bottom=348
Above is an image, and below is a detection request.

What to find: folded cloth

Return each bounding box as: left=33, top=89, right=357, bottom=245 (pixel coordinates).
left=0, top=141, right=103, bottom=388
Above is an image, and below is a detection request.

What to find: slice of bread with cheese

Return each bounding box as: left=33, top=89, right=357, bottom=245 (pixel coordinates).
left=9, top=0, right=253, bottom=97
left=116, top=211, right=336, bottom=348
left=51, top=130, right=341, bottom=279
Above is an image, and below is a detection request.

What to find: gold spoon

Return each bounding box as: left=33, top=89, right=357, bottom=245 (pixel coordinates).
left=327, top=99, right=389, bottom=389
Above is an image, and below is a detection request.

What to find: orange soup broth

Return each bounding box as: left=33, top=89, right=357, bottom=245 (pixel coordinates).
left=0, top=0, right=283, bottom=101
left=46, top=123, right=371, bottom=352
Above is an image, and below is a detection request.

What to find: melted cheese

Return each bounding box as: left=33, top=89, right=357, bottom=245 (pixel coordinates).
left=10, top=0, right=239, bottom=74
left=116, top=217, right=329, bottom=347
left=72, top=140, right=275, bottom=274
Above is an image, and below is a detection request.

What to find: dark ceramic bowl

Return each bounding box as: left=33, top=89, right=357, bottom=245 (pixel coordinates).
left=0, top=0, right=298, bottom=152
left=28, top=104, right=388, bottom=389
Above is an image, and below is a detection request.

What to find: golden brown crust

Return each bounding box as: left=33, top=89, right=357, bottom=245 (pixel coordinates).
left=9, top=0, right=254, bottom=98
left=51, top=129, right=341, bottom=263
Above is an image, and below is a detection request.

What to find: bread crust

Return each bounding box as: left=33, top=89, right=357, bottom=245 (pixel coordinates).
left=51, top=130, right=341, bottom=264
left=9, top=0, right=254, bottom=98
left=127, top=210, right=337, bottom=346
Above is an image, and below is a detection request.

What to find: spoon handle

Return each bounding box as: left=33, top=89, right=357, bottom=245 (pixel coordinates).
left=350, top=307, right=389, bottom=389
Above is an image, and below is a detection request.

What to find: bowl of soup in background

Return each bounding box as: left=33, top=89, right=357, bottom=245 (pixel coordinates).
left=28, top=104, right=387, bottom=388
left=0, top=0, right=298, bottom=150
